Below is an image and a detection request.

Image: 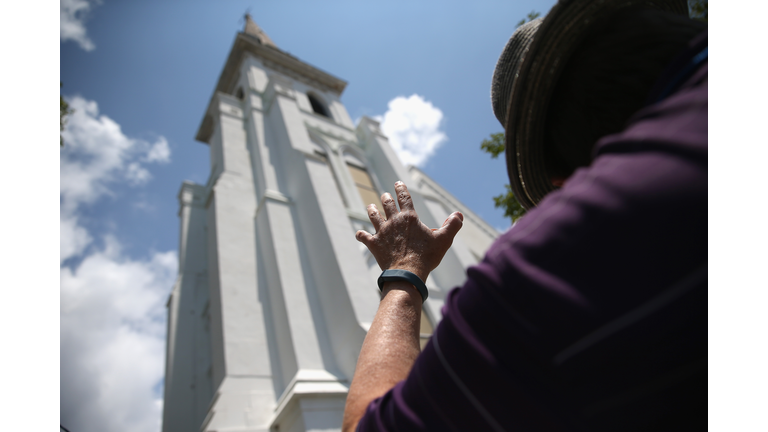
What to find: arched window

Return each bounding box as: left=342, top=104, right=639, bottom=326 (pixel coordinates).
left=308, top=93, right=331, bottom=118
left=344, top=152, right=383, bottom=216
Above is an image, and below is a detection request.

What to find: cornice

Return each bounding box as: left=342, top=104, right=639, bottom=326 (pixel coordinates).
left=177, top=181, right=207, bottom=214
left=304, top=119, right=357, bottom=145
left=232, top=33, right=347, bottom=95
left=196, top=92, right=244, bottom=144
left=196, top=33, right=347, bottom=144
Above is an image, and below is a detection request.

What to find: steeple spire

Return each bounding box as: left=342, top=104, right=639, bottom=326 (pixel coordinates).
left=243, top=13, right=277, bottom=48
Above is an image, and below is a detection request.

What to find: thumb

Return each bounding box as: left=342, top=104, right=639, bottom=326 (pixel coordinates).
left=355, top=230, right=375, bottom=248
left=436, top=212, right=463, bottom=241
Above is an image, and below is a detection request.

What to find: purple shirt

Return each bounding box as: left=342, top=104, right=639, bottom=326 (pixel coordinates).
left=358, top=33, right=707, bottom=431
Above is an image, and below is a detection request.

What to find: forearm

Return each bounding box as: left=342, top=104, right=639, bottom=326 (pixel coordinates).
left=342, top=282, right=423, bottom=432
left=344, top=181, right=462, bottom=430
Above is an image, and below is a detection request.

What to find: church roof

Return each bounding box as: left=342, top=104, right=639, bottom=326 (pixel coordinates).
left=243, top=13, right=277, bottom=48
left=196, top=15, right=348, bottom=143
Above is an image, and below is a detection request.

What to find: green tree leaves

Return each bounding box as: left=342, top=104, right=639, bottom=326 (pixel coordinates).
left=480, top=132, right=505, bottom=159
left=516, top=11, right=541, bottom=28
left=480, top=132, right=527, bottom=224
left=493, top=184, right=527, bottom=223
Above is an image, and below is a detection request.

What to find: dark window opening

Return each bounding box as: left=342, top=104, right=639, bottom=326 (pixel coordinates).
left=236, top=87, right=244, bottom=101
left=308, top=93, right=330, bottom=118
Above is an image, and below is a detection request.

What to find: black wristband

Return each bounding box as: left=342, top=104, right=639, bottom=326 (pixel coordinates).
left=377, top=269, right=428, bottom=303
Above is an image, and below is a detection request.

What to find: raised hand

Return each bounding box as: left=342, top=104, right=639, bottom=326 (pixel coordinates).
left=355, top=181, right=464, bottom=283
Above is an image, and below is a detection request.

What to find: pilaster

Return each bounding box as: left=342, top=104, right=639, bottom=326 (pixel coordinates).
left=258, top=76, right=375, bottom=429
left=203, top=92, right=276, bottom=430
left=162, top=182, right=212, bottom=432
left=294, top=154, right=377, bottom=378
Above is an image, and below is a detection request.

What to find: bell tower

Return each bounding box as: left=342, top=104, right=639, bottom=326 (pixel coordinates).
left=162, top=14, right=499, bottom=432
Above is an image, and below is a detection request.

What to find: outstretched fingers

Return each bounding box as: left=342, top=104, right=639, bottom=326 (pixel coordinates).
left=355, top=229, right=375, bottom=247
left=435, top=211, right=464, bottom=243
left=381, top=193, right=398, bottom=220
left=441, top=211, right=464, bottom=227
left=394, top=181, right=414, bottom=212
left=367, top=204, right=384, bottom=232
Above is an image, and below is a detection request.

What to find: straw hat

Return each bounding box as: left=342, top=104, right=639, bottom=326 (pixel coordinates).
left=491, top=0, right=689, bottom=209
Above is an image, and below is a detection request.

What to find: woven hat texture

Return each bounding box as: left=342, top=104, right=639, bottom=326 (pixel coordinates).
left=490, top=0, right=689, bottom=209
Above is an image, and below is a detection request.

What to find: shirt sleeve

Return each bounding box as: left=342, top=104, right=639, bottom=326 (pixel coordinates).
left=356, top=69, right=707, bottom=432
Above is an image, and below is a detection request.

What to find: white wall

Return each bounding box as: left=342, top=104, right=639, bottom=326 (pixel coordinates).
left=165, top=42, right=498, bottom=432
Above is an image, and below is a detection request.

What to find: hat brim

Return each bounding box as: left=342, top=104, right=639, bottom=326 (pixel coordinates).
left=504, top=0, right=688, bottom=209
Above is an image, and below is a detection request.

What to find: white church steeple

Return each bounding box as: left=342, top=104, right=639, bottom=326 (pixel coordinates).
left=162, top=15, right=499, bottom=432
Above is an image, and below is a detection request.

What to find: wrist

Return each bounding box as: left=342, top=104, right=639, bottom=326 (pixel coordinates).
left=380, top=281, right=423, bottom=306
left=385, top=263, right=429, bottom=283
left=378, top=269, right=429, bottom=303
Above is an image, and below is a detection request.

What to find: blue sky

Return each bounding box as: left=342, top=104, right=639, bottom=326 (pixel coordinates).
left=60, top=0, right=559, bottom=259
left=58, top=1, right=559, bottom=431
left=40, top=1, right=768, bottom=431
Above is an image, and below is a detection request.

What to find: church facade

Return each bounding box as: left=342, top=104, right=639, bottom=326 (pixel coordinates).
left=162, top=17, right=498, bottom=432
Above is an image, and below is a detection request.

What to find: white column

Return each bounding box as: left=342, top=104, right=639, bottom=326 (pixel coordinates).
left=203, top=92, right=276, bottom=432
left=261, top=76, right=366, bottom=432
left=259, top=76, right=329, bottom=377
left=163, top=182, right=212, bottom=432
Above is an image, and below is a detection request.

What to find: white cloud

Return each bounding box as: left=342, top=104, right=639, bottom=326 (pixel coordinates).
left=61, top=247, right=177, bottom=432
left=146, top=137, right=171, bottom=163
left=61, top=213, right=92, bottom=264
left=60, top=0, right=101, bottom=51
left=376, top=94, right=448, bottom=167
left=126, top=162, right=152, bottom=186
left=60, top=96, right=170, bottom=217
left=61, top=96, right=176, bottom=432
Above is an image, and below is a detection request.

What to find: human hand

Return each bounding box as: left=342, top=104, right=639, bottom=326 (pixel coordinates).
left=355, top=181, right=464, bottom=283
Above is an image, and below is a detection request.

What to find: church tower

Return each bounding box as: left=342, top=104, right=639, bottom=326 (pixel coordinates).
left=162, top=15, right=498, bottom=432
